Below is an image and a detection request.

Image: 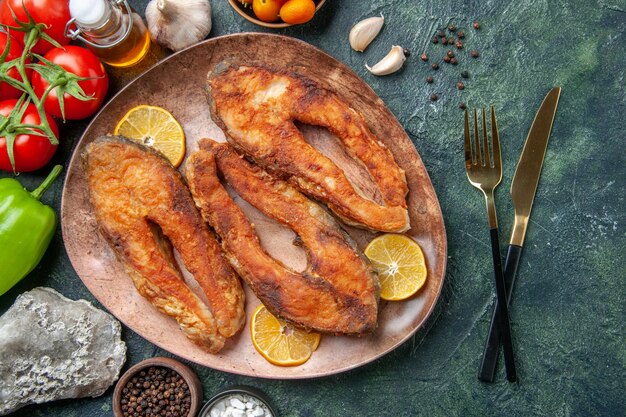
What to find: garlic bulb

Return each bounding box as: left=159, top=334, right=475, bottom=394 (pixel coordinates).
left=145, top=0, right=212, bottom=52
left=365, top=45, right=407, bottom=76
left=349, top=15, right=384, bottom=52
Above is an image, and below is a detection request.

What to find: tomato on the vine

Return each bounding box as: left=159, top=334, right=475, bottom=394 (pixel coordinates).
left=0, top=98, right=58, bottom=172
left=0, top=0, right=71, bottom=54
left=0, top=29, right=31, bottom=100
left=32, top=46, right=109, bottom=120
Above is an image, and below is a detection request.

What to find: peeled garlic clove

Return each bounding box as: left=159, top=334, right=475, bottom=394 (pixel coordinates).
left=145, top=0, right=212, bottom=52
left=365, top=45, right=407, bottom=76
left=349, top=14, right=384, bottom=52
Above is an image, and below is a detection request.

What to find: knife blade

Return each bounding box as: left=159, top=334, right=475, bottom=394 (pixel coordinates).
left=478, top=87, right=561, bottom=382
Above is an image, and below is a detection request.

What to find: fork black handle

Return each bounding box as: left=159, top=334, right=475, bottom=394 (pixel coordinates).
left=479, top=244, right=523, bottom=382
left=487, top=228, right=517, bottom=382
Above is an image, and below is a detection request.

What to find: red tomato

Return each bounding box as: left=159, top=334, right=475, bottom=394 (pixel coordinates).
left=32, top=46, right=109, bottom=120
left=0, top=0, right=70, bottom=54
left=0, top=99, right=58, bottom=172
left=0, top=29, right=31, bottom=100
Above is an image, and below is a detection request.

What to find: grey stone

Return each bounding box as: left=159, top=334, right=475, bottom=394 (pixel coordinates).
left=0, top=287, right=126, bottom=415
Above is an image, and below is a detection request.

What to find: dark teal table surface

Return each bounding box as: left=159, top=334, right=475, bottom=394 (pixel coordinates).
left=1, top=1, right=624, bottom=416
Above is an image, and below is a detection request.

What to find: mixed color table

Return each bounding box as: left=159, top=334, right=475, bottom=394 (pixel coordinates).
left=1, top=1, right=624, bottom=416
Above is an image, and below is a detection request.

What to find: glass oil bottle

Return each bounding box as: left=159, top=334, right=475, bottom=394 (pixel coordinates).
left=65, top=0, right=151, bottom=68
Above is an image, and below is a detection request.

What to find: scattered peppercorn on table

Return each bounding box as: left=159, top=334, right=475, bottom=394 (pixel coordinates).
left=0, top=1, right=623, bottom=416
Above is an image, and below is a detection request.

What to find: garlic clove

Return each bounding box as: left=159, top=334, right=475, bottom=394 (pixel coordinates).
left=145, top=0, right=212, bottom=52
left=349, top=15, right=384, bottom=52
left=365, top=45, right=407, bottom=76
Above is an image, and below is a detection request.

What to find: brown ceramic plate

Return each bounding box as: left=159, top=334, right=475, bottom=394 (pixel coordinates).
left=61, top=33, right=447, bottom=379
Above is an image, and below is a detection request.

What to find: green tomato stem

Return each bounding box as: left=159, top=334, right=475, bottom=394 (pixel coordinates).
left=39, top=79, right=62, bottom=104
left=0, top=118, right=9, bottom=132
left=13, top=28, right=59, bottom=145
left=16, top=122, right=49, bottom=131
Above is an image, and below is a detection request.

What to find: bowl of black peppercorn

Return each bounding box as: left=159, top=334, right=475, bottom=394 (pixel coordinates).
left=113, top=357, right=203, bottom=417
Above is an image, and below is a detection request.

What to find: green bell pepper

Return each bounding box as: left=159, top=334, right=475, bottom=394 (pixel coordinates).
left=0, top=165, right=62, bottom=296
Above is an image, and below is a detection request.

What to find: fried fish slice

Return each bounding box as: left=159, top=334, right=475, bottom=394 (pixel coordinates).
left=205, top=63, right=410, bottom=233
left=186, top=140, right=379, bottom=335
left=85, top=136, right=245, bottom=353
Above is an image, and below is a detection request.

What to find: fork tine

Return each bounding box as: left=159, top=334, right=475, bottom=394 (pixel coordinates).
left=491, top=106, right=501, bottom=169
left=482, top=106, right=491, bottom=168
left=473, top=109, right=482, bottom=166
left=464, top=110, right=472, bottom=167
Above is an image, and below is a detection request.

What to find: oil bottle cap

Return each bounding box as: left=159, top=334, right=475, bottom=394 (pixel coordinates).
left=69, top=0, right=111, bottom=29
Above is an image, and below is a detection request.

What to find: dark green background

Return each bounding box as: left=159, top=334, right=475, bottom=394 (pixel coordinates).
left=1, top=1, right=624, bottom=416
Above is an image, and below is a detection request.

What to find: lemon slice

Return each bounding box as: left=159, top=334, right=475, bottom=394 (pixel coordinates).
left=250, top=304, right=321, bottom=366
left=114, top=105, right=186, bottom=167
left=364, top=234, right=427, bottom=301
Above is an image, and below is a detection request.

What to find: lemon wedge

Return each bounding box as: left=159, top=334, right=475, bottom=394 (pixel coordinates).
left=364, top=233, right=427, bottom=301
left=114, top=105, right=186, bottom=167
left=250, top=304, right=321, bottom=366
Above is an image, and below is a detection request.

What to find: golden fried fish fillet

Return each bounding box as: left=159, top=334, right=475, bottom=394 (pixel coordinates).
left=84, top=136, right=245, bottom=353
left=205, top=63, right=410, bottom=233
left=186, top=139, right=379, bottom=335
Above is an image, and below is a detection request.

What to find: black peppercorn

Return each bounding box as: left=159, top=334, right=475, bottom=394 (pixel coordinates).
left=403, top=48, right=411, bottom=57
left=457, top=30, right=465, bottom=38
left=459, top=102, right=467, bottom=110
left=461, top=70, right=469, bottom=78
left=426, top=76, right=434, bottom=83
left=456, top=81, right=465, bottom=90
left=473, top=21, right=481, bottom=30
left=430, top=93, right=439, bottom=101
left=431, top=62, right=439, bottom=70
left=120, top=366, right=191, bottom=417
left=431, top=36, right=439, bottom=44
left=470, top=49, right=479, bottom=58
left=448, top=23, right=457, bottom=32
left=438, top=30, right=446, bottom=38
left=420, top=53, right=428, bottom=61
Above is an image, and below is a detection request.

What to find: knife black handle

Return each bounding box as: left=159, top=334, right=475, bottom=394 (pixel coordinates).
left=488, top=228, right=517, bottom=382
left=478, top=244, right=523, bottom=382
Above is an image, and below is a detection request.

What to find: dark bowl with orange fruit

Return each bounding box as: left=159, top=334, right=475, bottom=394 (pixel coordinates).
left=227, top=0, right=326, bottom=28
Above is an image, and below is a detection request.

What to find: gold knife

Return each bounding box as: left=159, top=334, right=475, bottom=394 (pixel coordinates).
left=478, top=87, right=561, bottom=382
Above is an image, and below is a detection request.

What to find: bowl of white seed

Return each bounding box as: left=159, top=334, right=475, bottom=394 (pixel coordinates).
left=198, top=386, right=276, bottom=417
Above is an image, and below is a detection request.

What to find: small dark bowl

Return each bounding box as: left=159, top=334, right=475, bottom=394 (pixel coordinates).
left=198, top=386, right=278, bottom=417
left=227, top=0, right=326, bottom=28
left=113, top=357, right=203, bottom=417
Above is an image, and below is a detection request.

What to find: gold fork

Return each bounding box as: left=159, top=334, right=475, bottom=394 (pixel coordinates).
left=464, top=107, right=517, bottom=382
